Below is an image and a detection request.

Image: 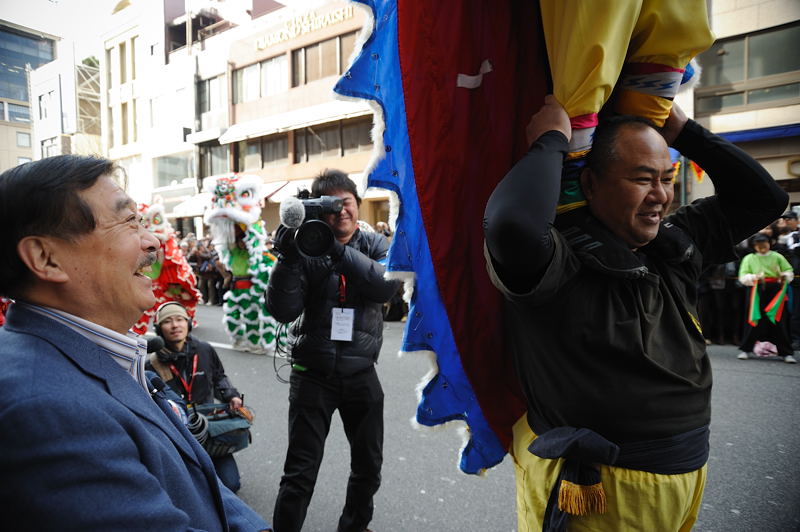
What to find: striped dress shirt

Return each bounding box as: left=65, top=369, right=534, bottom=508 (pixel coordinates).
left=21, top=302, right=151, bottom=392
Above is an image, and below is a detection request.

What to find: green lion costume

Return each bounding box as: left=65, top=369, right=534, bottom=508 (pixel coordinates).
left=205, top=174, right=283, bottom=354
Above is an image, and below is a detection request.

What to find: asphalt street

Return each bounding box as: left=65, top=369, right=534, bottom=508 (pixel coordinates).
left=185, top=304, right=800, bottom=531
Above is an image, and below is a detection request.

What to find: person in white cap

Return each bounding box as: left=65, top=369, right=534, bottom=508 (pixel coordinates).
left=148, top=300, right=247, bottom=492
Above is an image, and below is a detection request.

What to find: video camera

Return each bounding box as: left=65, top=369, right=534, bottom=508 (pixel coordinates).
left=281, top=190, right=343, bottom=258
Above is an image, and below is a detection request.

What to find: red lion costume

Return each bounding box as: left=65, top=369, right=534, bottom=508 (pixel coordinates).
left=133, top=201, right=201, bottom=335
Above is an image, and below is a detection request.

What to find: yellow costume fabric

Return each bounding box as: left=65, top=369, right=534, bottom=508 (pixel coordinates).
left=511, top=415, right=707, bottom=532
left=540, top=0, right=714, bottom=213
left=540, top=0, right=714, bottom=127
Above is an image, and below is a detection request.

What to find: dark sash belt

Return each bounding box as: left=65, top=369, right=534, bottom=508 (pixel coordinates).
left=528, top=424, right=710, bottom=532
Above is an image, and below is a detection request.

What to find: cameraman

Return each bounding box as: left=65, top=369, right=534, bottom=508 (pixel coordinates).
left=147, top=301, right=244, bottom=493
left=267, top=170, right=400, bottom=532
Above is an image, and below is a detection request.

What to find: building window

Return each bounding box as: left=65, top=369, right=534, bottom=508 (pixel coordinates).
left=262, top=134, right=289, bottom=167
left=119, top=40, right=127, bottom=85
left=16, top=131, right=30, bottom=147
left=41, top=137, right=59, bottom=157
left=8, top=103, right=30, bottom=123
left=294, top=122, right=340, bottom=162
left=121, top=102, right=129, bottom=145
left=199, top=144, right=229, bottom=178
left=148, top=98, right=155, bottom=128
left=261, top=54, right=288, bottom=97
left=38, top=94, right=47, bottom=119
left=132, top=99, right=138, bottom=142
left=0, top=29, right=54, bottom=101
left=233, top=63, right=260, bottom=104
left=239, top=139, right=262, bottom=171
left=198, top=76, right=225, bottom=113
left=342, top=118, right=372, bottom=155
left=291, top=31, right=358, bottom=87
left=294, top=118, right=372, bottom=163
left=131, top=36, right=137, bottom=80
left=17, top=157, right=32, bottom=165
left=695, top=23, right=800, bottom=115
left=105, top=47, right=113, bottom=88
left=198, top=79, right=209, bottom=113
left=108, top=106, right=115, bottom=148
left=340, top=31, right=357, bottom=73
left=154, top=153, right=193, bottom=188
left=233, top=55, right=288, bottom=104
left=38, top=90, right=54, bottom=120
left=237, top=133, right=289, bottom=171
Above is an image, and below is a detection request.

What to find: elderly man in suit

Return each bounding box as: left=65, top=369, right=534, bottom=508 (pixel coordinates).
left=0, top=155, right=270, bottom=532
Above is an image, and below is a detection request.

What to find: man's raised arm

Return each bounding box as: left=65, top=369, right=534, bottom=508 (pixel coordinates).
left=668, top=105, right=788, bottom=243
left=484, top=95, right=571, bottom=293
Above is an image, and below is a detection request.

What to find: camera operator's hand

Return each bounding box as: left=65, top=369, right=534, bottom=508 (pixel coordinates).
left=229, top=396, right=243, bottom=411
left=273, top=225, right=300, bottom=262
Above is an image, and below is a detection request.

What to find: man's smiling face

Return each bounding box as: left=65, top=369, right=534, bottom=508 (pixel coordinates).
left=583, top=124, right=675, bottom=250
left=51, top=176, right=159, bottom=332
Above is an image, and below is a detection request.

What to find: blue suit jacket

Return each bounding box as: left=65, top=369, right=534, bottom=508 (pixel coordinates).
left=0, top=304, right=269, bottom=532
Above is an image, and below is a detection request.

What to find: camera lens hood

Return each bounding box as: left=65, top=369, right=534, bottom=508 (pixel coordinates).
left=295, top=219, right=336, bottom=258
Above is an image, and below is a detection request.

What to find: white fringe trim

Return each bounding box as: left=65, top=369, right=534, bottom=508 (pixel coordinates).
left=387, top=189, right=400, bottom=233
left=678, top=58, right=702, bottom=93
left=402, top=349, right=476, bottom=473
left=384, top=270, right=415, bottom=305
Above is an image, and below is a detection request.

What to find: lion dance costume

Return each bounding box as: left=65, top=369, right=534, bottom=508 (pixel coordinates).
left=205, top=174, right=282, bottom=353
left=133, top=201, right=201, bottom=335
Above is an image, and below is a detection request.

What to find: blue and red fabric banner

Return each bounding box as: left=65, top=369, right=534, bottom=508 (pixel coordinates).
left=335, top=0, right=548, bottom=473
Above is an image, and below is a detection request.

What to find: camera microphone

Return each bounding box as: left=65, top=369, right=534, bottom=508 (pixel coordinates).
left=146, top=336, right=165, bottom=353
left=150, top=375, right=166, bottom=393
left=279, top=196, right=305, bottom=229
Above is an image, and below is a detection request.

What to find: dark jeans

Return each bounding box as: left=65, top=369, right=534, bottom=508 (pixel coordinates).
left=212, top=454, right=240, bottom=493
left=198, top=275, right=218, bottom=305
left=272, top=366, right=384, bottom=532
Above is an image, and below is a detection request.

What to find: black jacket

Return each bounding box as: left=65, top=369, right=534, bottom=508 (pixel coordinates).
left=484, top=120, right=788, bottom=442
left=146, top=336, right=240, bottom=404
left=266, top=229, right=400, bottom=376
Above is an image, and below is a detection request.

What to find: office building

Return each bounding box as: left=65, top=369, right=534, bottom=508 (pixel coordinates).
left=0, top=21, right=56, bottom=170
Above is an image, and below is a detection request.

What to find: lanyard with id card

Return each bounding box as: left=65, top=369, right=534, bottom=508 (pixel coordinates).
left=331, top=274, right=354, bottom=341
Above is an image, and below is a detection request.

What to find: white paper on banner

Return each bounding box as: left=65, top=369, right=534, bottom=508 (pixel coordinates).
left=331, top=308, right=354, bottom=341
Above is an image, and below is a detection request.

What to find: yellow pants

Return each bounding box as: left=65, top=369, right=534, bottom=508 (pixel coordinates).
left=540, top=0, right=714, bottom=126
left=511, top=415, right=707, bottom=532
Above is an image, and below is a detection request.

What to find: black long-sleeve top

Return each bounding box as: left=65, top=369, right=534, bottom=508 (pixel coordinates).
left=482, top=120, right=788, bottom=443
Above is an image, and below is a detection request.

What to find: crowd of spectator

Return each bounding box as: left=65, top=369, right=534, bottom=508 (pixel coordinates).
left=179, top=233, right=231, bottom=306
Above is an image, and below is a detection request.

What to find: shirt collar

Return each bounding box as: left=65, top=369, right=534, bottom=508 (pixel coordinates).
left=20, top=302, right=151, bottom=393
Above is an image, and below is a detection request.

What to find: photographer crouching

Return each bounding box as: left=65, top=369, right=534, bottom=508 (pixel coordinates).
left=267, top=170, right=400, bottom=532
left=147, top=301, right=246, bottom=493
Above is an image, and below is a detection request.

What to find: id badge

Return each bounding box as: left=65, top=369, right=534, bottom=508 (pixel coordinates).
left=331, top=308, right=354, bottom=341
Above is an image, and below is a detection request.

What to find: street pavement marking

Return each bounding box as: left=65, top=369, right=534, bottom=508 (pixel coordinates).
left=208, top=340, right=234, bottom=350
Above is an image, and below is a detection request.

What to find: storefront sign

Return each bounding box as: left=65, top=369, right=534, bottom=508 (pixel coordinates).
left=256, top=6, right=355, bottom=50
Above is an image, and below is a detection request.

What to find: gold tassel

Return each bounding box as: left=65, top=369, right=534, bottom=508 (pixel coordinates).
left=557, top=480, right=607, bottom=516
left=555, top=200, right=587, bottom=215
